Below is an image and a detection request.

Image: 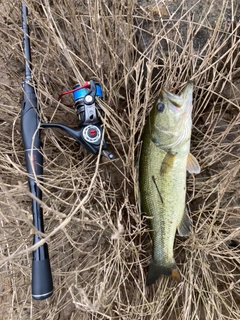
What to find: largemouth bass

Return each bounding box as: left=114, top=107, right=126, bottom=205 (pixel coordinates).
left=139, top=82, right=200, bottom=285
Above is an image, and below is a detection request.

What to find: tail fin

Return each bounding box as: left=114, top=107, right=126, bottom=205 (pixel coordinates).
left=146, top=259, right=180, bottom=286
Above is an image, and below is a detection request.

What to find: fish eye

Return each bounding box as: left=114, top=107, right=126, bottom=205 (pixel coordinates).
left=156, top=103, right=165, bottom=113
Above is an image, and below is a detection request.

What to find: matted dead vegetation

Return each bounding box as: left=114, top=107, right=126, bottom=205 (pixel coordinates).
left=0, top=0, right=239, bottom=319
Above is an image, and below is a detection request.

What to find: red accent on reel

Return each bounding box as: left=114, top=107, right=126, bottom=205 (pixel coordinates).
left=58, top=81, right=90, bottom=107
left=89, top=129, right=97, bottom=137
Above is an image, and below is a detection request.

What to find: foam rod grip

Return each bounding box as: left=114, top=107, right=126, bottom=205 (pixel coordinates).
left=32, top=259, right=53, bottom=300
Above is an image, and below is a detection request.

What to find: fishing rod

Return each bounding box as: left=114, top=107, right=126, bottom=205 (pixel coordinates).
left=21, top=3, right=53, bottom=300
left=21, top=2, right=113, bottom=300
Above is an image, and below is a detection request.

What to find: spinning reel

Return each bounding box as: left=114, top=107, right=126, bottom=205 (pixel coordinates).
left=41, top=80, right=114, bottom=160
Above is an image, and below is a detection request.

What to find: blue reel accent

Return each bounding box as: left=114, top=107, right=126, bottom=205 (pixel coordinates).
left=73, top=82, right=103, bottom=102
left=95, top=84, right=103, bottom=98
left=73, top=85, right=88, bottom=101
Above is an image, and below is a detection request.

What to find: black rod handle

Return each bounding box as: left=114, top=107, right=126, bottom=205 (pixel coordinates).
left=32, top=251, right=53, bottom=300
left=27, top=170, right=53, bottom=300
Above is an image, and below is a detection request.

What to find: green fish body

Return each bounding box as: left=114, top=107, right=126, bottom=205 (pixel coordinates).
left=139, top=82, right=200, bottom=285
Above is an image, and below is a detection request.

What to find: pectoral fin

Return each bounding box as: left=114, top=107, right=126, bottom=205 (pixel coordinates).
left=187, top=153, right=200, bottom=174
left=160, top=152, right=176, bottom=175
left=178, top=207, right=192, bottom=236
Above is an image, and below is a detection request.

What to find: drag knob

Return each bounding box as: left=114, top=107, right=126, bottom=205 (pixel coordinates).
left=82, top=125, right=101, bottom=143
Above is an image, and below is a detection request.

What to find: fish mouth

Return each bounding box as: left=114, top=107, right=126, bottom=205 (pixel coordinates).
left=160, top=81, right=193, bottom=109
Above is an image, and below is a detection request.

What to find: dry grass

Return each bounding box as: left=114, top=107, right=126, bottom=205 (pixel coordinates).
left=0, top=0, right=240, bottom=319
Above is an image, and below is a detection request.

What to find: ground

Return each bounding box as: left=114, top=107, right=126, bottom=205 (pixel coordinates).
left=0, top=0, right=240, bottom=319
